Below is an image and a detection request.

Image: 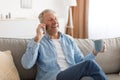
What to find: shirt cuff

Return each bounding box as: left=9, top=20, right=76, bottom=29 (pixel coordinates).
left=27, top=38, right=40, bottom=49
left=84, top=52, right=96, bottom=60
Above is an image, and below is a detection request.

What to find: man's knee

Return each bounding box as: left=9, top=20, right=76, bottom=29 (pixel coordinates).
left=85, top=60, right=102, bottom=71
left=80, top=76, right=94, bottom=80
left=84, top=60, right=95, bottom=65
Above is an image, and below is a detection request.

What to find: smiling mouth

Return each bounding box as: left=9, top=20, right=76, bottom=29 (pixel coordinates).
left=52, top=24, right=59, bottom=28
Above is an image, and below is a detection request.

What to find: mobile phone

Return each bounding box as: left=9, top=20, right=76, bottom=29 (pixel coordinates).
left=42, top=25, right=46, bottom=34
left=42, top=28, right=46, bottom=34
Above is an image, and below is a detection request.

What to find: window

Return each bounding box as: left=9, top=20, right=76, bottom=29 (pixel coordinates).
left=88, top=0, right=120, bottom=39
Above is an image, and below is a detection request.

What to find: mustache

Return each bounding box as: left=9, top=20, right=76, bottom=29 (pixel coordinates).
left=46, top=24, right=59, bottom=30
left=53, top=24, right=59, bottom=27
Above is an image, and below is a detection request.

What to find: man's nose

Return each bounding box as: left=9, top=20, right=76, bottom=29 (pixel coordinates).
left=52, top=19, right=58, bottom=24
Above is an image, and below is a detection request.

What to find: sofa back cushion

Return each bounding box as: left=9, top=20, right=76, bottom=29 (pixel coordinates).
left=74, top=37, right=120, bottom=74
left=0, top=50, right=20, bottom=80
left=0, top=38, right=36, bottom=80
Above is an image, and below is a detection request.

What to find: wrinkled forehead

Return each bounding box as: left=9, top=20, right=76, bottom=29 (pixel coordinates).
left=43, top=12, right=58, bottom=19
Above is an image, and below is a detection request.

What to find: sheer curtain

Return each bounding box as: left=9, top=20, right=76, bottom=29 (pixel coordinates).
left=72, top=0, right=89, bottom=38
left=89, top=0, right=120, bottom=39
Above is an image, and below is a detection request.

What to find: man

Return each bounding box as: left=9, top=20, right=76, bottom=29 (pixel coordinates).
left=21, top=9, right=108, bottom=80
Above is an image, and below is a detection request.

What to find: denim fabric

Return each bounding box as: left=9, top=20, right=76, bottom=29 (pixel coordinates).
left=57, top=60, right=108, bottom=80
left=21, top=32, right=96, bottom=80
left=80, top=76, right=94, bottom=80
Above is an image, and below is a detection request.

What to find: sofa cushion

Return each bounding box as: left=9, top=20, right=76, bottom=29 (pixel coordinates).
left=74, top=37, right=120, bottom=74
left=0, top=50, right=20, bottom=80
left=0, top=38, right=36, bottom=80
left=107, top=74, right=120, bottom=80
left=96, top=38, right=120, bottom=74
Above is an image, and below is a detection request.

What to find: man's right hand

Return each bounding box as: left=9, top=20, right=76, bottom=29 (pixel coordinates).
left=34, top=23, right=46, bottom=43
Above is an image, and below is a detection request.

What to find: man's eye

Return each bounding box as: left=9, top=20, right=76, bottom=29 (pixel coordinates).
left=48, top=19, right=52, bottom=21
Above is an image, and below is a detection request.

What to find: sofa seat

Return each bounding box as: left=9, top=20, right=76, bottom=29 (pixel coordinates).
left=0, top=37, right=119, bottom=80
left=107, top=74, right=120, bottom=80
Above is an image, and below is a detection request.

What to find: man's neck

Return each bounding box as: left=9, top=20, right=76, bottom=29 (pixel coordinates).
left=50, top=32, right=60, bottom=39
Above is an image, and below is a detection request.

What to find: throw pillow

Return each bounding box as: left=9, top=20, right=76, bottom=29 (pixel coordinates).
left=0, top=50, right=20, bottom=80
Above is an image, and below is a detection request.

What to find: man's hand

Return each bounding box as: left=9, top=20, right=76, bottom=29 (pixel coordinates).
left=93, top=42, right=106, bottom=56
left=34, top=23, right=46, bottom=43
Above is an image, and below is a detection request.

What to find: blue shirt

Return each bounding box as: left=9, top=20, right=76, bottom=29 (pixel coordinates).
left=21, top=32, right=95, bottom=80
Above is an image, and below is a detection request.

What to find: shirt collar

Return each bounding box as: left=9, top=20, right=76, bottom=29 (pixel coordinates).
left=44, top=31, right=63, bottom=40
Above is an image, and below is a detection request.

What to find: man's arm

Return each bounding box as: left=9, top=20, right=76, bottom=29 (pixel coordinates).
left=71, top=38, right=95, bottom=63
left=21, top=39, right=40, bottom=69
left=73, top=40, right=106, bottom=63
left=21, top=23, right=46, bottom=69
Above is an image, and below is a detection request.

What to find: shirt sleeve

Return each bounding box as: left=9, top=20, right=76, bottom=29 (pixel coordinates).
left=74, top=45, right=95, bottom=63
left=84, top=52, right=95, bottom=60
left=72, top=38, right=95, bottom=63
left=21, top=38, right=40, bottom=69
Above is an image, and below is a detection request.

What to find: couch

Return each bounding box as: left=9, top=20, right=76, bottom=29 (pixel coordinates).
left=0, top=37, right=119, bottom=80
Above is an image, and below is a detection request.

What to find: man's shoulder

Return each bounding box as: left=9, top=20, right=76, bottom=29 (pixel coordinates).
left=61, top=33, right=74, bottom=41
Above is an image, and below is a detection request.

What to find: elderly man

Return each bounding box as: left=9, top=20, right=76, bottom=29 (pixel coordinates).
left=21, top=9, right=108, bottom=80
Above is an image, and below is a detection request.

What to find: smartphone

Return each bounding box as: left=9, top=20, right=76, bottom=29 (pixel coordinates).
left=42, top=27, right=46, bottom=34
left=42, top=24, right=46, bottom=34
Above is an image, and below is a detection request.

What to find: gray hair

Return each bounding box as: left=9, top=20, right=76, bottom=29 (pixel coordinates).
left=38, top=9, right=56, bottom=23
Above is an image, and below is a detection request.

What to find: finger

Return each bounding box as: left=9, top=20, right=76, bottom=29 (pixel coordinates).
left=38, top=23, right=46, bottom=29
left=37, top=24, right=45, bottom=31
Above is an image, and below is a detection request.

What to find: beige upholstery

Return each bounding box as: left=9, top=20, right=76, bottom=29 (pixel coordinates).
left=74, top=37, right=120, bottom=80
left=0, top=38, right=36, bottom=80
left=0, top=50, right=20, bottom=80
left=0, top=37, right=120, bottom=80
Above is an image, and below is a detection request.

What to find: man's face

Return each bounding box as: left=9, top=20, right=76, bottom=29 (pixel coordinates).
left=43, top=12, right=59, bottom=35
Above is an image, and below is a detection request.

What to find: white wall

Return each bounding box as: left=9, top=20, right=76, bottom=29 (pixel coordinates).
left=88, top=0, right=120, bottom=39
left=0, top=0, right=68, bottom=18
left=2, top=0, right=120, bottom=39
left=0, top=18, right=66, bottom=38
left=0, top=19, right=39, bottom=38
left=0, top=0, right=68, bottom=38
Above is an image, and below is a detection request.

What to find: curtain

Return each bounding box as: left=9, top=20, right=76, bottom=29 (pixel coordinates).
left=66, top=0, right=89, bottom=38
left=73, top=0, right=89, bottom=38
